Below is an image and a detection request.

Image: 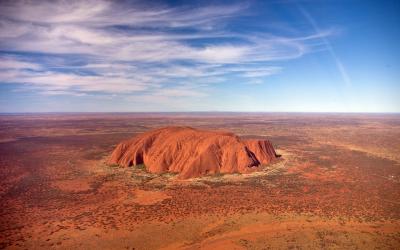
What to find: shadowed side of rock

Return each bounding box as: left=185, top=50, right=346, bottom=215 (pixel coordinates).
left=108, top=126, right=278, bottom=179
left=243, top=139, right=278, bottom=164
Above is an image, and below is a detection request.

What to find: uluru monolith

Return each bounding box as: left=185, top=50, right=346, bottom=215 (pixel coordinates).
left=108, top=126, right=278, bottom=179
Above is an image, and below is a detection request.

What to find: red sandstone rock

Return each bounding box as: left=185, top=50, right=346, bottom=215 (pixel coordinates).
left=244, top=139, right=277, bottom=165
left=108, top=126, right=277, bottom=179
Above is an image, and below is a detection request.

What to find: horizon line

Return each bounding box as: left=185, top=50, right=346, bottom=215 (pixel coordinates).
left=1, top=111, right=399, bottom=115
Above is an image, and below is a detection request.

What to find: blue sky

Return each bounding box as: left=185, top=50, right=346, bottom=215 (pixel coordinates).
left=0, top=0, right=399, bottom=112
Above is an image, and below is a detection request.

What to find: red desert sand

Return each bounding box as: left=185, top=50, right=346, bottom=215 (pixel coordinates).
left=108, top=126, right=278, bottom=178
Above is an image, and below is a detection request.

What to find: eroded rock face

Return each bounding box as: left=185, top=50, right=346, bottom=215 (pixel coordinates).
left=108, top=126, right=278, bottom=179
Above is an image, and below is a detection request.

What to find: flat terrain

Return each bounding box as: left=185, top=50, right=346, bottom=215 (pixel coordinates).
left=0, top=113, right=399, bottom=249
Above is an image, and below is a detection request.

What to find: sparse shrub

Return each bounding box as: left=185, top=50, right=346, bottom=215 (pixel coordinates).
left=135, top=164, right=146, bottom=170
left=213, top=172, right=225, bottom=178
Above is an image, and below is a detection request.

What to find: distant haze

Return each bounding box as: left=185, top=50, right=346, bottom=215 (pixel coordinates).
left=0, top=0, right=399, bottom=112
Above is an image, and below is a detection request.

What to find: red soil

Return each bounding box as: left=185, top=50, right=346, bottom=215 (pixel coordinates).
left=108, top=126, right=277, bottom=178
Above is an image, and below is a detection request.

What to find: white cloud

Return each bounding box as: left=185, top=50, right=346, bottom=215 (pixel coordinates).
left=195, top=46, right=249, bottom=63
left=0, top=0, right=332, bottom=99
left=0, top=57, right=41, bottom=70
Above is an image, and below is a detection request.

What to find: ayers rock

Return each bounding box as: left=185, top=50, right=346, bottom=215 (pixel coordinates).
left=108, top=126, right=278, bottom=179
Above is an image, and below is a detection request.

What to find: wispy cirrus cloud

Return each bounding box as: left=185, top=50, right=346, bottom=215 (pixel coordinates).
left=0, top=0, right=332, bottom=101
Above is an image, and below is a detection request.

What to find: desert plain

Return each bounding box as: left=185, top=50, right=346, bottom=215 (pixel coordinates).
left=0, top=113, right=399, bottom=249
